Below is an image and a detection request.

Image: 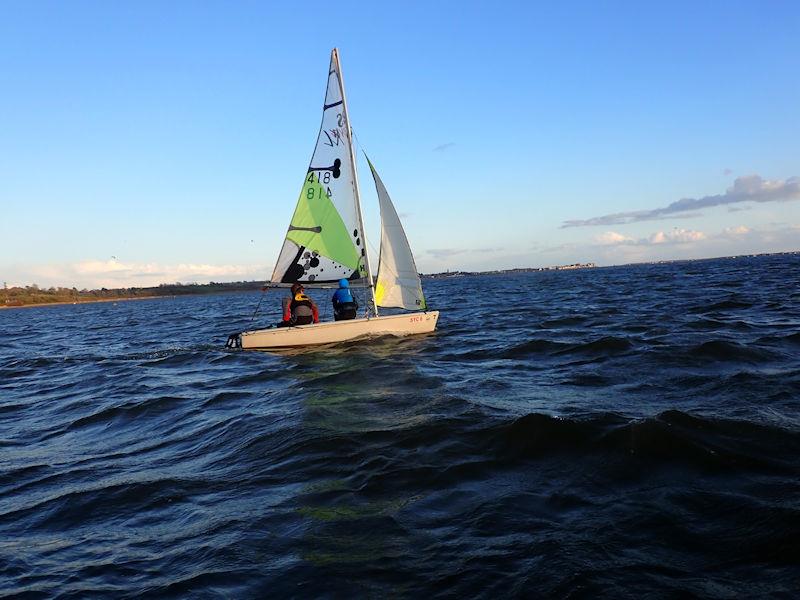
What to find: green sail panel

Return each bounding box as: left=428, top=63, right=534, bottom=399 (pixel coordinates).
left=286, top=174, right=360, bottom=270
left=270, top=49, right=364, bottom=285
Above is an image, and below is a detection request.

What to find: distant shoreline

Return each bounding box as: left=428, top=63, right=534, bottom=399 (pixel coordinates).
left=0, top=294, right=170, bottom=310
left=422, top=262, right=596, bottom=279
left=2, top=251, right=797, bottom=308
left=422, top=250, right=799, bottom=279
left=0, top=281, right=265, bottom=310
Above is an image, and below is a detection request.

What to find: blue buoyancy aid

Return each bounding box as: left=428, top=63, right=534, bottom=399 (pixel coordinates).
left=332, top=279, right=354, bottom=306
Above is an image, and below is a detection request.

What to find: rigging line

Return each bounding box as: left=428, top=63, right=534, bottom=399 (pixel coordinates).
left=352, top=128, right=363, bottom=152
left=352, top=128, right=380, bottom=319
left=361, top=285, right=369, bottom=318
left=249, top=287, right=268, bottom=325
left=320, top=289, right=329, bottom=323
left=350, top=279, right=367, bottom=319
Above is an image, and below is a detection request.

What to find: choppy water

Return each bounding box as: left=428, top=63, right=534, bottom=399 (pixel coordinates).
left=2, top=254, right=800, bottom=598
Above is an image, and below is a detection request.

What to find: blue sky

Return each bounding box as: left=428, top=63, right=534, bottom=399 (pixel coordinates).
left=1, top=1, right=798, bottom=288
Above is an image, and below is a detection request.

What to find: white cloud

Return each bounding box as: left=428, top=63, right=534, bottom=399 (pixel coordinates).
left=578, top=224, right=800, bottom=266
left=595, top=231, right=634, bottom=245
left=7, top=259, right=266, bottom=289
left=648, top=228, right=706, bottom=244
left=722, top=225, right=751, bottom=236
left=592, top=228, right=706, bottom=246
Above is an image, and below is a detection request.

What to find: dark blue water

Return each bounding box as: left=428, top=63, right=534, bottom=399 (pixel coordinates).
left=2, top=254, right=800, bottom=598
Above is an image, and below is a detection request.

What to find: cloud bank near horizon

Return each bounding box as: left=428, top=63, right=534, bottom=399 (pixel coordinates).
left=6, top=225, right=798, bottom=289
left=5, top=259, right=267, bottom=289
left=562, top=175, right=800, bottom=228
left=595, top=227, right=708, bottom=246
left=520, top=223, right=798, bottom=270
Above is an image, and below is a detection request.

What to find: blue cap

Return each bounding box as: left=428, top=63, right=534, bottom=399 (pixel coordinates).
left=338, top=278, right=349, bottom=288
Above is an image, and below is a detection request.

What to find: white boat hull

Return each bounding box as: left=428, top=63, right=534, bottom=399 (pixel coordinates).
left=236, top=311, right=439, bottom=349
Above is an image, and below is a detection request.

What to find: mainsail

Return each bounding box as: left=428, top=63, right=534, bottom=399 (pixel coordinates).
left=368, top=158, right=427, bottom=310
left=270, top=49, right=366, bottom=285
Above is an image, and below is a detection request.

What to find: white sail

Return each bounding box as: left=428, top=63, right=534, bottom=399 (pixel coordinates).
left=270, top=49, right=367, bottom=285
left=367, top=158, right=426, bottom=310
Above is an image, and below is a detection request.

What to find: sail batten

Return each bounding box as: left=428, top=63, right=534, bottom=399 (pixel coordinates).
left=367, top=157, right=426, bottom=311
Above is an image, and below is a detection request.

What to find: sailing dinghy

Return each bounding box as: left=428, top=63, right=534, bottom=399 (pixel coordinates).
left=227, top=48, right=438, bottom=350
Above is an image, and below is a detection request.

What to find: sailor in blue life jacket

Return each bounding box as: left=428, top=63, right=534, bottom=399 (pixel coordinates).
left=331, top=278, right=358, bottom=321
left=277, top=283, right=319, bottom=327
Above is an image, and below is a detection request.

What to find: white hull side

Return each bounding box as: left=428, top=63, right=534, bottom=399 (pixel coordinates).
left=240, top=311, right=439, bottom=349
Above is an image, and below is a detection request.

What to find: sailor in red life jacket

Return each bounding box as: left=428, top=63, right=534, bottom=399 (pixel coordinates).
left=277, top=283, right=319, bottom=327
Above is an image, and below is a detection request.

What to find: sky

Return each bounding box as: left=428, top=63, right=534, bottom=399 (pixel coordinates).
left=1, top=1, right=799, bottom=288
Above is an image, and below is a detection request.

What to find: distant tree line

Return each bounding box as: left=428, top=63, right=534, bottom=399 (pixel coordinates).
left=0, top=281, right=265, bottom=307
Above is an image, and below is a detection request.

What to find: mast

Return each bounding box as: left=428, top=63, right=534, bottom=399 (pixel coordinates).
left=333, top=48, right=378, bottom=317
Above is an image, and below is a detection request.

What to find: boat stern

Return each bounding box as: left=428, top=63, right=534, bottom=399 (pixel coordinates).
left=225, top=332, right=242, bottom=349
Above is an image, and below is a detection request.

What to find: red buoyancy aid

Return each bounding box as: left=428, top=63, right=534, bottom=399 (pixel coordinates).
left=285, top=292, right=319, bottom=323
